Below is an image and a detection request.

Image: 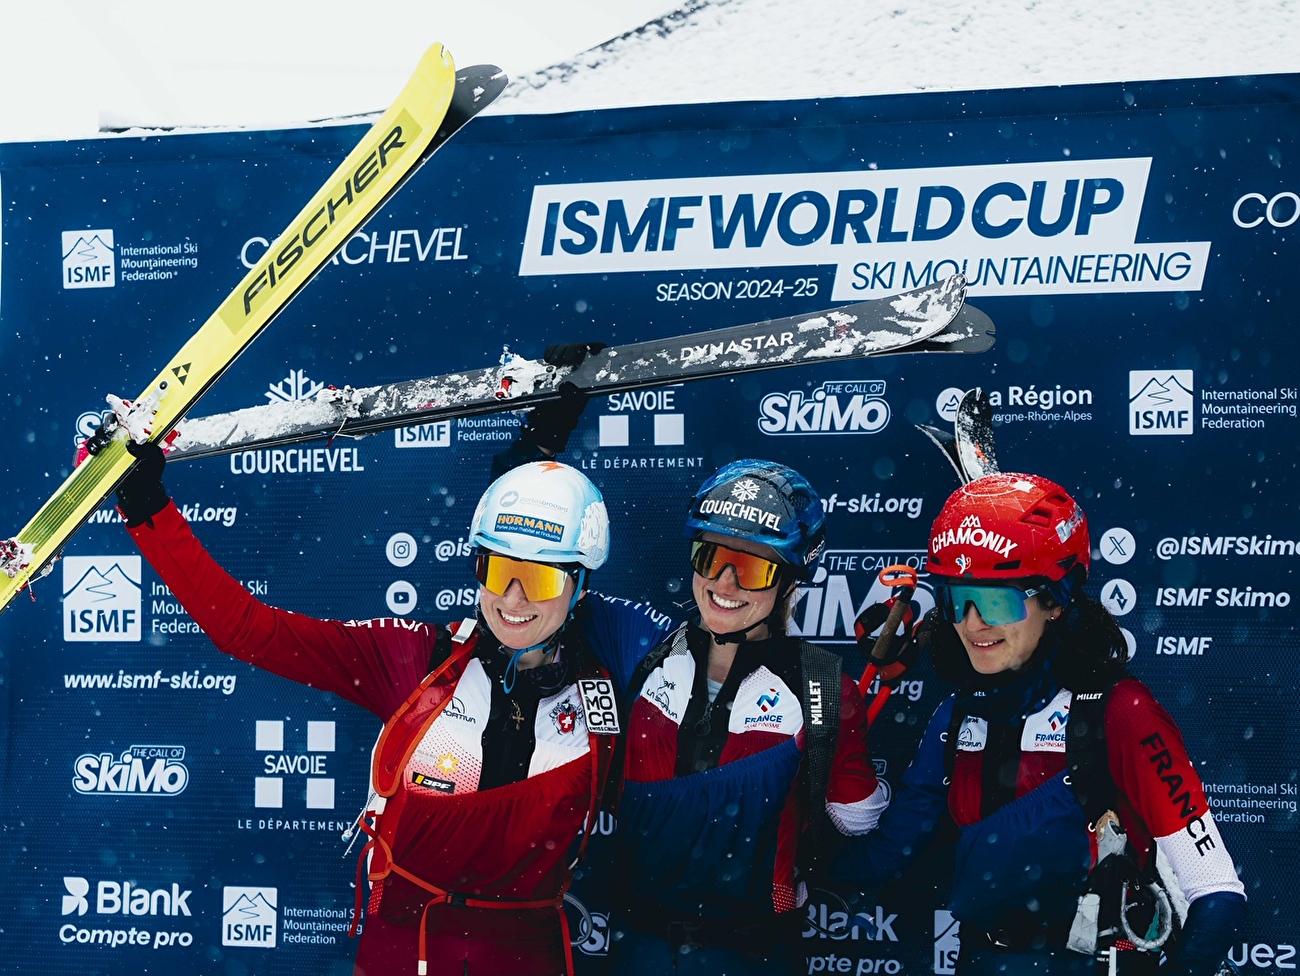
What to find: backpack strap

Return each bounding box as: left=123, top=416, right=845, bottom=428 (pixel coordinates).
left=942, top=699, right=964, bottom=786
left=620, top=623, right=688, bottom=726
left=796, top=640, right=844, bottom=875
left=1065, top=684, right=1119, bottom=828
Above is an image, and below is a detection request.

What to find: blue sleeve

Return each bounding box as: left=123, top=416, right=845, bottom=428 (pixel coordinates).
left=831, top=695, right=956, bottom=888
left=1165, top=892, right=1247, bottom=976
left=578, top=591, right=675, bottom=696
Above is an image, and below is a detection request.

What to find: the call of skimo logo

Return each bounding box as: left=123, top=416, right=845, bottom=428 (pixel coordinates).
left=72, top=745, right=189, bottom=795
left=759, top=381, right=889, bottom=436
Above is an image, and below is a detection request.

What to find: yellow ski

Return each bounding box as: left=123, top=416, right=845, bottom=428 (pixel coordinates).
left=0, top=48, right=503, bottom=613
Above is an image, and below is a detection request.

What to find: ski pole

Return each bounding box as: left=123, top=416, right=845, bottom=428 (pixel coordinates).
left=855, top=565, right=919, bottom=726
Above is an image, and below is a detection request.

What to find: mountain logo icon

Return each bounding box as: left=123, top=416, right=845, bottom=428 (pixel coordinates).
left=1128, top=369, right=1194, bottom=436
left=61, top=229, right=116, bottom=290
left=222, top=886, right=278, bottom=948
left=62, top=555, right=142, bottom=643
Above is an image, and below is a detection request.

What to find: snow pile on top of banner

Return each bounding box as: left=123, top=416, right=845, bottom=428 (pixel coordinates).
left=501, top=0, right=1300, bottom=112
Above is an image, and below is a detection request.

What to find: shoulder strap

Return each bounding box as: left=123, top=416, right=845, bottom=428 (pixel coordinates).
left=620, top=624, right=687, bottom=724
left=797, top=640, right=844, bottom=873
left=943, top=700, right=965, bottom=785
left=1065, top=683, right=1119, bottom=827
left=373, top=625, right=479, bottom=797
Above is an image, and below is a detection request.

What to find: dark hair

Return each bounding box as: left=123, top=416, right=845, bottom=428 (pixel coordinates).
left=928, top=588, right=1130, bottom=692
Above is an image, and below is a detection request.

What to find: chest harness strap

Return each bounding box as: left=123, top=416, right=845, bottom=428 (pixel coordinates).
left=346, top=622, right=611, bottom=976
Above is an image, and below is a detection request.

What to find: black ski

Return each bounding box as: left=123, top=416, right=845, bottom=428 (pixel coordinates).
left=916, top=387, right=1000, bottom=484
left=168, top=275, right=990, bottom=461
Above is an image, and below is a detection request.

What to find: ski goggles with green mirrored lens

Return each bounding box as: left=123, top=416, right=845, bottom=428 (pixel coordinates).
left=474, top=553, right=581, bottom=602
left=689, top=540, right=782, bottom=591
left=934, top=582, right=1045, bottom=627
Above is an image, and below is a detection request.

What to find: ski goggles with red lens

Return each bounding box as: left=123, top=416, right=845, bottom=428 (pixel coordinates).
left=474, top=553, right=581, bottom=602
left=689, top=540, right=782, bottom=591
left=934, top=582, right=1045, bottom=627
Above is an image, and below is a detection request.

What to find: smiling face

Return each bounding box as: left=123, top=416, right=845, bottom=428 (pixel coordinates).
left=692, top=532, right=788, bottom=638
left=954, top=595, right=1059, bottom=674
left=479, top=575, right=578, bottom=650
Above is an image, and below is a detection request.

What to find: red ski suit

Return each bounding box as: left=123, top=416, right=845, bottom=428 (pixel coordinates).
left=129, top=502, right=645, bottom=976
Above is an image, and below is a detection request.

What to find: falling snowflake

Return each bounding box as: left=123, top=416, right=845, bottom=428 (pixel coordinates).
left=731, top=478, right=762, bottom=502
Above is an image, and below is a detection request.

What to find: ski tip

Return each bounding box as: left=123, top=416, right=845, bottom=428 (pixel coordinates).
left=424, top=43, right=456, bottom=72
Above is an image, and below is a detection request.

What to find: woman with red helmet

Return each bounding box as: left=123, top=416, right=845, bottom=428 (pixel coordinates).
left=834, top=473, right=1245, bottom=976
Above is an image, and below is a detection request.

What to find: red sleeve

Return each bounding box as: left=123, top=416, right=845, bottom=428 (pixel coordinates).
left=128, top=501, right=437, bottom=719
left=1106, top=678, right=1244, bottom=901
left=825, top=674, right=886, bottom=834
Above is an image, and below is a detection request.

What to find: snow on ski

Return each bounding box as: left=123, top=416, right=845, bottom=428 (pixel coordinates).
left=167, top=275, right=984, bottom=462
left=0, top=51, right=508, bottom=614
left=916, top=387, right=1000, bottom=484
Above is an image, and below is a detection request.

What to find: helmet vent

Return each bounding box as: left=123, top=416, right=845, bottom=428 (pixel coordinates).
left=994, top=559, right=1022, bottom=571
left=1021, top=506, right=1055, bottom=527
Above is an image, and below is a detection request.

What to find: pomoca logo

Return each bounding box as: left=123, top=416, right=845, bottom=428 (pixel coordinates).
left=759, top=380, right=889, bottom=435
left=72, top=745, right=189, bottom=795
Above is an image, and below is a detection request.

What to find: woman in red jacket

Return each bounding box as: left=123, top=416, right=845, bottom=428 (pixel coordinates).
left=835, top=473, right=1245, bottom=976
left=115, top=443, right=671, bottom=976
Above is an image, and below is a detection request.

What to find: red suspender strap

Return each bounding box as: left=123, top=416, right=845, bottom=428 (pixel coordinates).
left=372, top=629, right=478, bottom=798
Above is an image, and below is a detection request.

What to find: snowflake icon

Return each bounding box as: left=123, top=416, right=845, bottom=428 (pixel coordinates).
left=731, top=478, right=762, bottom=502
left=266, top=368, right=325, bottom=403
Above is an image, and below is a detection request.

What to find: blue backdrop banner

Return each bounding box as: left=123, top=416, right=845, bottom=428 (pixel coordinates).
left=0, top=73, right=1296, bottom=975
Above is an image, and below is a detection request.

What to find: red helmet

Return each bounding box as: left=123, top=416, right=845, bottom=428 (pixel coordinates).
left=928, top=473, right=1090, bottom=583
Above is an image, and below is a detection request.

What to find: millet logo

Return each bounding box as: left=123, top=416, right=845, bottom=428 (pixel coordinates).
left=1129, top=370, right=1193, bottom=435
left=62, top=230, right=115, bottom=289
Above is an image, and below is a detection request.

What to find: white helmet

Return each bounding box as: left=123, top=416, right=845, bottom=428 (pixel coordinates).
left=469, top=461, right=610, bottom=570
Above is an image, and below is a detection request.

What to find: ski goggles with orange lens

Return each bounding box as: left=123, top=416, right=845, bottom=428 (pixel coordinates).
left=474, top=553, right=581, bottom=602
left=934, top=582, right=1045, bottom=627
left=689, top=540, right=782, bottom=591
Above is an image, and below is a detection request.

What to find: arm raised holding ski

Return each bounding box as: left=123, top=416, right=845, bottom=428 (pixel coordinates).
left=0, top=52, right=509, bottom=615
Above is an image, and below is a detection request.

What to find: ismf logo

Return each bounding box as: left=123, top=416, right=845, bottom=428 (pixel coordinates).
left=254, top=720, right=335, bottom=810
left=63, top=556, right=142, bottom=642
left=62, top=230, right=115, bottom=289
left=222, top=887, right=277, bottom=948
left=757, top=689, right=781, bottom=712
left=1129, top=370, right=1194, bottom=435
left=395, top=421, right=451, bottom=448
left=935, top=910, right=961, bottom=975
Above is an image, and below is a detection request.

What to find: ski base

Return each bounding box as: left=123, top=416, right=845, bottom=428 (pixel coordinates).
left=168, top=276, right=989, bottom=462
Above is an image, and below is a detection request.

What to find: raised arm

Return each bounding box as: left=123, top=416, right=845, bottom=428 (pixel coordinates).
left=120, top=443, right=434, bottom=718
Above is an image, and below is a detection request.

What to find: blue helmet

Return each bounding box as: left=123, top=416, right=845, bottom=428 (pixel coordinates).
left=470, top=461, right=610, bottom=570
left=684, top=459, right=826, bottom=577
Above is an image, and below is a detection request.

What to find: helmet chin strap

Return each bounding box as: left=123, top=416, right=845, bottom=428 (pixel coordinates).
left=500, top=569, right=587, bottom=694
